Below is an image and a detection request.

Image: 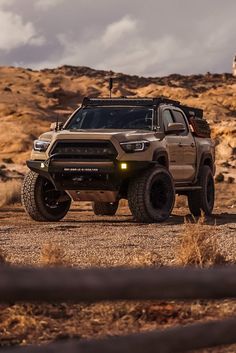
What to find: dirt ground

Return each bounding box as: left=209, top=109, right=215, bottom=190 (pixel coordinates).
left=0, top=203, right=236, bottom=268
left=0, top=183, right=235, bottom=352
left=0, top=183, right=235, bottom=267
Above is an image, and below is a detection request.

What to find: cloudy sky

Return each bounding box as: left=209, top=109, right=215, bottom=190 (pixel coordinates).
left=0, top=0, right=235, bottom=76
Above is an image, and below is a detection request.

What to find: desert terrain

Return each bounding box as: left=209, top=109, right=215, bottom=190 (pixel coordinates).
left=0, top=66, right=235, bottom=352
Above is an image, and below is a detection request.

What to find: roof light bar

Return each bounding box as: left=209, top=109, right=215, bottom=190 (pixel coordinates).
left=81, top=97, right=203, bottom=119
left=82, top=97, right=180, bottom=107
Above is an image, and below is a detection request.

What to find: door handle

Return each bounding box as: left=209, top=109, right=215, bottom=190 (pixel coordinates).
left=178, top=142, right=195, bottom=147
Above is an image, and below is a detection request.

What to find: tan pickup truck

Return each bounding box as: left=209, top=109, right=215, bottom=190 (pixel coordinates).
left=21, top=97, right=215, bottom=223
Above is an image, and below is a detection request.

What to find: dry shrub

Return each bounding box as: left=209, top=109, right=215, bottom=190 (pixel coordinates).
left=176, top=215, right=226, bottom=267
left=40, top=242, right=69, bottom=266
left=0, top=180, right=21, bottom=207
left=1, top=304, right=41, bottom=346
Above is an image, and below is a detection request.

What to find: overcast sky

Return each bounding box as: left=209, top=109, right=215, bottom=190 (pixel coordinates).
left=0, top=0, right=235, bottom=76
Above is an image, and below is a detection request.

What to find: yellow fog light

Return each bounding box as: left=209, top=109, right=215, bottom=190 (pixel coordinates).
left=120, top=163, right=127, bottom=170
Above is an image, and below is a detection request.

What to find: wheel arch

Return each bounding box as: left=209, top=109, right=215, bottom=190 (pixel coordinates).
left=197, top=152, right=215, bottom=179
left=152, top=149, right=169, bottom=169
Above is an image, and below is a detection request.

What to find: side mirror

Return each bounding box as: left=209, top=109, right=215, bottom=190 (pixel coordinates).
left=166, top=122, right=185, bottom=134
left=50, top=122, right=63, bottom=131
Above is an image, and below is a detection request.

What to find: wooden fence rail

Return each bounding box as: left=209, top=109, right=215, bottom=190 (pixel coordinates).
left=0, top=266, right=236, bottom=303
left=1, top=317, right=236, bottom=353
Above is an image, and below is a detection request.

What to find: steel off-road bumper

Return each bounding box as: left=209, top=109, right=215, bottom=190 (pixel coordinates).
left=27, top=160, right=115, bottom=176
left=26, top=159, right=153, bottom=195
left=27, top=160, right=116, bottom=190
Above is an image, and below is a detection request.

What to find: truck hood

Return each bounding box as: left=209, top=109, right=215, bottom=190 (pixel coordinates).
left=40, top=129, right=154, bottom=144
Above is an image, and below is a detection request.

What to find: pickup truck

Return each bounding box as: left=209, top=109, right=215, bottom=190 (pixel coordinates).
left=21, top=97, right=215, bottom=223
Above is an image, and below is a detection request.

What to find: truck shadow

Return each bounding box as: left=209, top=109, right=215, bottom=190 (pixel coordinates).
left=165, top=212, right=236, bottom=226
left=1, top=206, right=235, bottom=227
left=65, top=211, right=236, bottom=227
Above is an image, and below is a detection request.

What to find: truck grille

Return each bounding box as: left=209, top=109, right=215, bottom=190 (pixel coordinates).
left=50, top=141, right=118, bottom=161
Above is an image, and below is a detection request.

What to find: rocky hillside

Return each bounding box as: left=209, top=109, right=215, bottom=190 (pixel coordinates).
left=0, top=65, right=235, bottom=179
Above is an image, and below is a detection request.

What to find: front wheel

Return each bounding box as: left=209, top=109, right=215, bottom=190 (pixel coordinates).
left=128, top=166, right=175, bottom=223
left=21, top=171, right=71, bottom=222
left=92, top=201, right=119, bottom=216
left=187, top=165, right=215, bottom=216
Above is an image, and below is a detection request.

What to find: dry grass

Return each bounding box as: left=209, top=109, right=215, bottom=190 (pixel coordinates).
left=175, top=215, right=227, bottom=267
left=0, top=180, right=21, bottom=207
left=0, top=300, right=235, bottom=350
left=40, top=242, right=69, bottom=266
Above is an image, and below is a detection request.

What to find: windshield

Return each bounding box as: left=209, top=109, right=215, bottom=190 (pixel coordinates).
left=66, top=107, right=153, bottom=130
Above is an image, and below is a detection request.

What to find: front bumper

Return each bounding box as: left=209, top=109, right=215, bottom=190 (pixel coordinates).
left=27, top=159, right=153, bottom=191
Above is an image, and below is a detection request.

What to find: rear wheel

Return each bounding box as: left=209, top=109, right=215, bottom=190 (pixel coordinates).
left=128, top=166, right=175, bottom=223
left=92, top=201, right=119, bottom=216
left=187, top=165, right=215, bottom=216
left=21, top=171, right=71, bottom=222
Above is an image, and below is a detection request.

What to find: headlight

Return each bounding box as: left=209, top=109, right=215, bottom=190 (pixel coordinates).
left=120, top=140, right=150, bottom=153
left=33, top=140, right=50, bottom=152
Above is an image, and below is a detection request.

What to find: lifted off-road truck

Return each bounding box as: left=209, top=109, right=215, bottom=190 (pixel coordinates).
left=21, top=97, right=215, bottom=222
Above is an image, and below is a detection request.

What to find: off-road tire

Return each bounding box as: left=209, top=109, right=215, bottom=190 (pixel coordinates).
left=21, top=171, right=71, bottom=222
left=187, top=165, right=215, bottom=216
left=128, top=166, right=175, bottom=223
left=92, top=201, right=119, bottom=216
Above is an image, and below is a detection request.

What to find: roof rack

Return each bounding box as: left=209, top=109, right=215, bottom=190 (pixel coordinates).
left=82, top=97, right=180, bottom=107
left=81, top=97, right=203, bottom=119
left=179, top=105, right=203, bottom=119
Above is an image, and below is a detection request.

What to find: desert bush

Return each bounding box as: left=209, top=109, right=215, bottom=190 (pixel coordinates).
left=0, top=180, right=21, bottom=207
left=175, top=215, right=226, bottom=267
left=215, top=173, right=224, bottom=183
left=40, top=242, right=69, bottom=266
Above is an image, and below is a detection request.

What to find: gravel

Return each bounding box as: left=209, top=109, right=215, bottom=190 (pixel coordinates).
left=0, top=203, right=235, bottom=267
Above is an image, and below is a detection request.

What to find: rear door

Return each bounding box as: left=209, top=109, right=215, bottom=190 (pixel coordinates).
left=171, top=108, right=197, bottom=181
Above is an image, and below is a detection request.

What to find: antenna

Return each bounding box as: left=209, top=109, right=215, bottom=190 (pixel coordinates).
left=109, top=77, right=113, bottom=98
left=55, top=114, right=59, bottom=132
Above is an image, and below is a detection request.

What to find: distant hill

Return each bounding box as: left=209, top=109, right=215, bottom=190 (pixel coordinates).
left=0, top=65, right=235, bottom=175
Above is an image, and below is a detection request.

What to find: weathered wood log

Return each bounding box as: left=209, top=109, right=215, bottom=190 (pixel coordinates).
left=0, top=266, right=235, bottom=303
left=2, top=317, right=236, bottom=353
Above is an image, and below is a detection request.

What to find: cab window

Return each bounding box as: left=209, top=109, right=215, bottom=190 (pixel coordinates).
left=172, top=110, right=188, bottom=135
left=162, top=109, right=174, bottom=131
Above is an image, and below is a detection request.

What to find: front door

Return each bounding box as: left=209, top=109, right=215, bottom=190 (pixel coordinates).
left=162, top=109, right=186, bottom=181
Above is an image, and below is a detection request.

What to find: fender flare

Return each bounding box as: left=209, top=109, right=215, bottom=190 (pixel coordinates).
left=152, top=149, right=169, bottom=169
left=197, top=152, right=215, bottom=179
